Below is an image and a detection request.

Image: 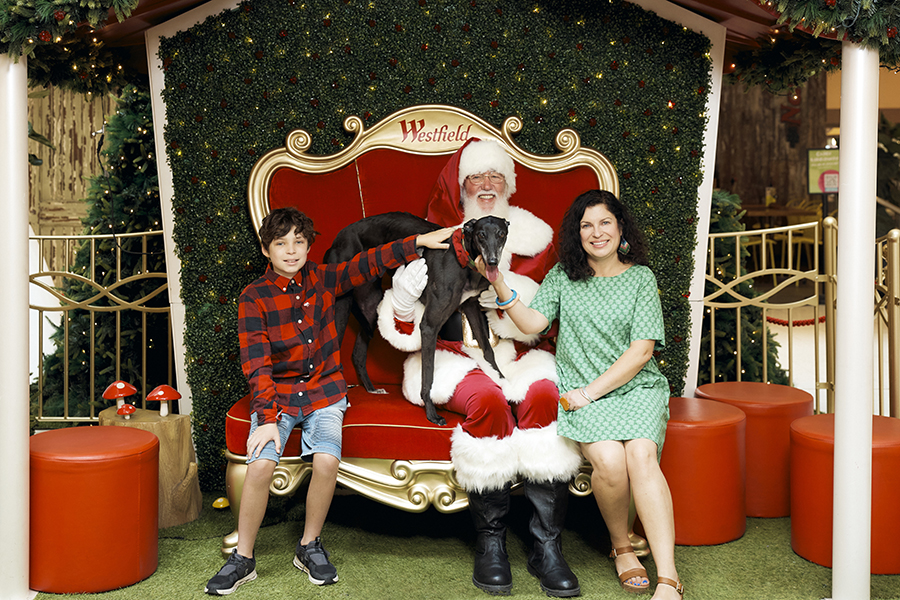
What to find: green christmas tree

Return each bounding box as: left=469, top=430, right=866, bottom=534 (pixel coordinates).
left=697, top=189, right=788, bottom=386
left=32, top=85, right=169, bottom=422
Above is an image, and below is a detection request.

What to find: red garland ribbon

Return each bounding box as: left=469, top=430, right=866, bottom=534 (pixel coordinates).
left=765, top=315, right=826, bottom=327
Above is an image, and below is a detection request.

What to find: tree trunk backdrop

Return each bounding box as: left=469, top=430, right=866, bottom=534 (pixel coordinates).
left=715, top=72, right=828, bottom=208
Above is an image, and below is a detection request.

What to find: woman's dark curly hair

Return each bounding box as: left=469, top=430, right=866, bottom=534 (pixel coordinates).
left=558, top=189, right=648, bottom=281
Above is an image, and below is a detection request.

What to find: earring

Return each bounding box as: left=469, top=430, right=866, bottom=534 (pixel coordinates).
left=618, top=238, right=631, bottom=255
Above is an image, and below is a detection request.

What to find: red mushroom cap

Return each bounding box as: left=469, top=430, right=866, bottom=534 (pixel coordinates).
left=103, top=380, right=137, bottom=400
left=117, top=403, right=137, bottom=416
left=147, top=384, right=182, bottom=402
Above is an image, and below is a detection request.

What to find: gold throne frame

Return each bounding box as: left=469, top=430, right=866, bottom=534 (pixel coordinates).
left=224, top=104, right=618, bottom=556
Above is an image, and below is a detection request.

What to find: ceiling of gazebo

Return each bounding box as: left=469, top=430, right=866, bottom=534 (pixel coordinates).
left=94, top=0, right=782, bottom=74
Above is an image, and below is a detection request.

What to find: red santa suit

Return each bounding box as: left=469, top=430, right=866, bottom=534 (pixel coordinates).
left=376, top=139, right=582, bottom=493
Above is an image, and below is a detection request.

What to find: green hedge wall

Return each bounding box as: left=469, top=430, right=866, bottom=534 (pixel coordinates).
left=159, top=0, right=712, bottom=490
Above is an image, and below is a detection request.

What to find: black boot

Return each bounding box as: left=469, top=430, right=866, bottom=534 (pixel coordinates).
left=468, top=485, right=513, bottom=596
left=524, top=479, right=581, bottom=597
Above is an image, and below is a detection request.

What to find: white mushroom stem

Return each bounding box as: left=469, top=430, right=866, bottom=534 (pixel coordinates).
left=116, top=398, right=125, bottom=409
left=159, top=400, right=169, bottom=417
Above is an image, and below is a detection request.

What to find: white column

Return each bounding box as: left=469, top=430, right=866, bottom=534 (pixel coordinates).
left=0, top=54, right=32, bottom=599
left=832, top=41, right=880, bottom=600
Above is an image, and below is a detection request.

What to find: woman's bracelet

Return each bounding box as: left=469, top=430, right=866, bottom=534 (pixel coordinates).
left=497, top=295, right=519, bottom=311
left=579, top=387, right=594, bottom=402
left=495, top=289, right=518, bottom=308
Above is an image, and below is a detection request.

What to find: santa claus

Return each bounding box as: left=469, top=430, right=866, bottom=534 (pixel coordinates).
left=376, top=139, right=582, bottom=598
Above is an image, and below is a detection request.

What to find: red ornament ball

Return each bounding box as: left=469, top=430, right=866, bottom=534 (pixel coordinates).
left=888, top=27, right=898, bottom=39
left=39, top=30, right=52, bottom=42
left=54, top=9, right=65, bottom=20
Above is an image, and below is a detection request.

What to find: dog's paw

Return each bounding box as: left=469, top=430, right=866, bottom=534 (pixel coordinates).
left=428, top=415, right=447, bottom=426
left=369, top=388, right=388, bottom=395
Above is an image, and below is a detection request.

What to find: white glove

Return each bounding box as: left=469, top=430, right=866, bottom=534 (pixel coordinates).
left=391, top=258, right=428, bottom=322
left=479, top=286, right=499, bottom=310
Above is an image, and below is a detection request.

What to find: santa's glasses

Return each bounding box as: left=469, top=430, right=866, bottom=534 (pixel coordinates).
left=465, top=172, right=506, bottom=185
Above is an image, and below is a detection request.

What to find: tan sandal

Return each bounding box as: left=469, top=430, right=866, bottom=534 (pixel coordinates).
left=609, top=546, right=649, bottom=594
left=656, top=576, right=685, bottom=596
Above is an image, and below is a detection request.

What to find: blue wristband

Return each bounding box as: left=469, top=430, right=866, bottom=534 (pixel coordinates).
left=496, top=289, right=518, bottom=307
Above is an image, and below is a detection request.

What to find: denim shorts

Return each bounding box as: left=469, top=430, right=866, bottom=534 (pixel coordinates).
left=246, top=398, right=348, bottom=465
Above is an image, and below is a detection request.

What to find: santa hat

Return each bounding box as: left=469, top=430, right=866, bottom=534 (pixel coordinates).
left=426, top=138, right=517, bottom=227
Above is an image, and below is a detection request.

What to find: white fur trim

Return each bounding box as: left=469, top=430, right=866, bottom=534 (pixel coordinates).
left=485, top=272, right=541, bottom=344
left=376, top=290, right=424, bottom=353
left=451, top=425, right=519, bottom=493
left=401, top=349, right=477, bottom=406
left=457, top=139, right=517, bottom=196
left=504, top=206, right=553, bottom=258
left=455, top=341, right=557, bottom=404
left=497, top=348, right=558, bottom=402
left=512, top=423, right=584, bottom=483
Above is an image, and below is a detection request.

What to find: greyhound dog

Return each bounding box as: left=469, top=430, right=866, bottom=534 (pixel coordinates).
left=322, top=211, right=509, bottom=426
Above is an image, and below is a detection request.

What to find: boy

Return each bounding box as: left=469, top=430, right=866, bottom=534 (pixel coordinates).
left=205, top=207, right=452, bottom=595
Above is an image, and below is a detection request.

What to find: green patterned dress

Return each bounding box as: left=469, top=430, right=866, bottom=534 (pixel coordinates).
left=529, top=263, right=669, bottom=454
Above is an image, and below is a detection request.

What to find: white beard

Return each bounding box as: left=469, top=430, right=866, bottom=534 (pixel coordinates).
left=462, top=189, right=512, bottom=222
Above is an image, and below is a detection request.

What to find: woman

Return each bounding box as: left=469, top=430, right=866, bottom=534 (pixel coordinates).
left=476, top=189, right=682, bottom=598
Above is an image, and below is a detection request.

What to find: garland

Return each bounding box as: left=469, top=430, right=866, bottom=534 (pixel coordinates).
left=730, top=0, right=900, bottom=93
left=0, top=0, right=138, bottom=93
left=766, top=315, right=827, bottom=327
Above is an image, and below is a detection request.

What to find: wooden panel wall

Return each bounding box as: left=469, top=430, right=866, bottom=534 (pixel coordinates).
left=28, top=88, right=115, bottom=272
left=28, top=88, right=115, bottom=238
left=715, top=72, right=828, bottom=208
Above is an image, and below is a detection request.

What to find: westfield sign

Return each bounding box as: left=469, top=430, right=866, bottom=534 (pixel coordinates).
left=397, top=119, right=474, bottom=144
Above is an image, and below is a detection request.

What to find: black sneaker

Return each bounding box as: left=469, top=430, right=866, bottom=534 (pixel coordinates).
left=205, top=549, right=257, bottom=595
left=293, top=536, right=338, bottom=585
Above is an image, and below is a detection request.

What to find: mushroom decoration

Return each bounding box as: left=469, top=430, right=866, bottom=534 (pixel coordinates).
left=117, top=403, right=136, bottom=420
left=102, top=380, right=137, bottom=409
left=147, top=384, right=181, bottom=417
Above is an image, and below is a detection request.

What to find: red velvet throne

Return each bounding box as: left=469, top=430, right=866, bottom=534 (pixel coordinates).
left=221, top=104, right=618, bottom=555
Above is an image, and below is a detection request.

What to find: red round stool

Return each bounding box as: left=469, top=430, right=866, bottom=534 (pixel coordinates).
left=790, top=413, right=900, bottom=574
left=30, top=426, right=159, bottom=593
left=660, top=397, right=747, bottom=545
left=695, top=382, right=813, bottom=517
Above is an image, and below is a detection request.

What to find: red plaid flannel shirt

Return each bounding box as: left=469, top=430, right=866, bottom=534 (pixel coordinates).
left=238, top=235, right=420, bottom=424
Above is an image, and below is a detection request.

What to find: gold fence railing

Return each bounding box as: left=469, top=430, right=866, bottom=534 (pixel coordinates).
left=703, top=217, right=900, bottom=417
left=875, top=229, right=900, bottom=417
left=29, top=230, right=174, bottom=423
left=703, top=218, right=837, bottom=413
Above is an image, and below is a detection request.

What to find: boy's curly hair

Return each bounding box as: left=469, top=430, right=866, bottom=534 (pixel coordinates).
left=558, top=189, right=648, bottom=281
left=258, top=207, right=320, bottom=249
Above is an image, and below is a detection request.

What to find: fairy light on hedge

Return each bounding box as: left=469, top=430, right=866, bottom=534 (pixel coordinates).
left=158, top=0, right=710, bottom=490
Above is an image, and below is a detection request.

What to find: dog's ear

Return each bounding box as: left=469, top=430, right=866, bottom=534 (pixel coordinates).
left=504, top=219, right=510, bottom=229
left=463, top=219, right=476, bottom=235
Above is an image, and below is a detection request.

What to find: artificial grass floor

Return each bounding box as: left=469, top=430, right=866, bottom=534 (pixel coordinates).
left=34, top=491, right=900, bottom=600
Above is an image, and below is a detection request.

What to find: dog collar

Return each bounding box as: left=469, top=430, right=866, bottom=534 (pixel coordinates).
left=450, top=228, right=475, bottom=270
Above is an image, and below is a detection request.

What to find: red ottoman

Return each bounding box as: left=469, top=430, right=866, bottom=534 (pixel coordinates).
left=661, top=397, right=747, bottom=545
left=30, top=426, right=159, bottom=593
left=696, top=382, right=813, bottom=517
left=790, top=414, right=900, bottom=574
